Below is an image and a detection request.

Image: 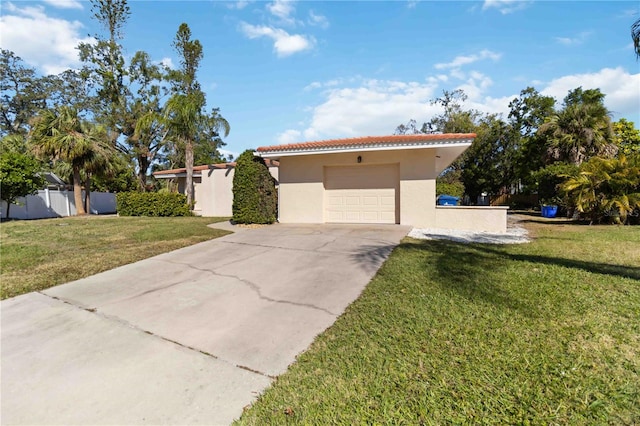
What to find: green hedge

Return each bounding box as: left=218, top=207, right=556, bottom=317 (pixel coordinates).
left=232, top=150, right=277, bottom=224
left=116, top=192, right=192, bottom=217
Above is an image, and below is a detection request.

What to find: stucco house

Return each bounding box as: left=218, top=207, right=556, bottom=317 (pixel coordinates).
left=257, top=134, right=508, bottom=233
left=153, top=160, right=279, bottom=217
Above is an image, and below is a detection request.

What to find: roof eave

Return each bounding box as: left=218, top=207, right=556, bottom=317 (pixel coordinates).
left=153, top=171, right=203, bottom=179
left=258, top=139, right=474, bottom=158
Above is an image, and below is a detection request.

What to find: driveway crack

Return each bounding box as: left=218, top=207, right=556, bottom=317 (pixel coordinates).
left=162, top=259, right=338, bottom=317
left=221, top=240, right=354, bottom=255
left=37, top=291, right=275, bottom=380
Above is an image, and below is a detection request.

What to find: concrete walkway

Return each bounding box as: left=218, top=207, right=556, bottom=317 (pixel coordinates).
left=1, top=223, right=409, bottom=425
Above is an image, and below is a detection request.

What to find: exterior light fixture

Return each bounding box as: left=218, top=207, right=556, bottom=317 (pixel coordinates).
left=357, top=155, right=362, bottom=163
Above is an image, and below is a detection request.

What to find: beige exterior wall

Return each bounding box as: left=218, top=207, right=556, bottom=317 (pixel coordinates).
left=278, top=149, right=439, bottom=227
left=173, top=165, right=279, bottom=217
left=435, top=206, right=508, bottom=233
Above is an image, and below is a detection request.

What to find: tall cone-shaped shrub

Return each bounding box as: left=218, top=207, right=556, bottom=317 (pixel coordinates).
left=232, top=150, right=277, bottom=224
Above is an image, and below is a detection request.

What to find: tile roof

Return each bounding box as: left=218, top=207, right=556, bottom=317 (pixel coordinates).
left=153, top=159, right=279, bottom=176
left=257, top=133, right=476, bottom=153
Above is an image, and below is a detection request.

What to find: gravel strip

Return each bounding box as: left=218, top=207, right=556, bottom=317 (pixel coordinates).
left=408, top=220, right=530, bottom=244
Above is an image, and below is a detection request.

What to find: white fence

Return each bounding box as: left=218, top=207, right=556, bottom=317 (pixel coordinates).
left=1, top=190, right=117, bottom=220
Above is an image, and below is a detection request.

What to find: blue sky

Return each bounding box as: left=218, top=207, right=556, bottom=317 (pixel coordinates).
left=2, top=0, right=639, bottom=158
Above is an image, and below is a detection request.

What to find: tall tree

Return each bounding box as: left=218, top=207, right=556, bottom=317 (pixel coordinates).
left=395, top=89, right=480, bottom=136
left=46, top=69, right=96, bottom=115
left=193, top=107, right=230, bottom=165
left=460, top=114, right=512, bottom=201
left=0, top=50, right=49, bottom=137
left=507, top=87, right=556, bottom=189
left=78, top=0, right=130, bottom=147
left=169, top=23, right=204, bottom=207
left=539, top=87, right=615, bottom=165
left=428, top=89, right=480, bottom=134
left=29, top=107, right=113, bottom=215
left=127, top=51, right=168, bottom=190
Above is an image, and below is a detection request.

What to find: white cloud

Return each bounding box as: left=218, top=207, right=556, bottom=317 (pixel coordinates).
left=407, top=1, right=419, bottom=9
left=227, top=1, right=251, bottom=10
left=304, top=81, right=323, bottom=91
left=239, top=22, right=314, bottom=57
left=277, top=129, right=302, bottom=144
left=0, top=3, right=93, bottom=75
left=555, top=31, right=591, bottom=46
left=293, top=79, right=441, bottom=140
left=267, top=0, right=296, bottom=25
left=434, top=49, right=502, bottom=70
left=540, top=67, right=640, bottom=120
left=41, top=0, right=83, bottom=9
left=282, top=67, right=639, bottom=144
left=303, top=78, right=346, bottom=91
left=482, top=0, right=531, bottom=14
left=308, top=10, right=329, bottom=29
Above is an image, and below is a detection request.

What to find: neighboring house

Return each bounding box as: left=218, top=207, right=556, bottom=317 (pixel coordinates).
left=257, top=134, right=508, bottom=233
left=153, top=160, right=279, bottom=217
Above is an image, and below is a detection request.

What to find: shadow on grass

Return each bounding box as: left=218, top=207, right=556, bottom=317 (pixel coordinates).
left=350, top=244, right=397, bottom=274
left=351, top=237, right=639, bottom=318
left=480, top=246, right=640, bottom=281
left=402, top=240, right=539, bottom=316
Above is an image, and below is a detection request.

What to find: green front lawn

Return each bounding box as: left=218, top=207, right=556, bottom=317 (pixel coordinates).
left=238, top=219, right=640, bottom=424
left=1, top=216, right=230, bottom=300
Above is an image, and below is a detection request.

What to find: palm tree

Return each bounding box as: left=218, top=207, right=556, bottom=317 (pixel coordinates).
left=163, top=92, right=205, bottom=207
left=539, top=102, right=615, bottom=166
left=79, top=125, right=115, bottom=213
left=29, top=107, right=110, bottom=215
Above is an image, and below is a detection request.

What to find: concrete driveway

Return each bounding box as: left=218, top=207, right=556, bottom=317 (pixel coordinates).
left=1, top=223, right=409, bottom=425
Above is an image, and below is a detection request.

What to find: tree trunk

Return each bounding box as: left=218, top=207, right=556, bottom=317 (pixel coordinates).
left=5, top=201, right=11, bottom=220
left=137, top=155, right=149, bottom=191
left=84, top=173, right=92, bottom=214
left=73, top=166, right=86, bottom=215
left=185, top=139, right=194, bottom=209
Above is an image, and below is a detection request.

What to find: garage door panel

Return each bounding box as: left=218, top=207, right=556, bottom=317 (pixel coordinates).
left=363, top=196, right=378, bottom=206
left=380, top=212, right=395, bottom=222
left=324, top=165, right=398, bottom=224
left=381, top=196, right=395, bottom=206
left=345, top=196, right=360, bottom=206
left=363, top=211, right=379, bottom=221
left=345, top=211, right=360, bottom=221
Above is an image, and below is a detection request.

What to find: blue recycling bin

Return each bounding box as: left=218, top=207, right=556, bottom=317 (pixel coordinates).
left=437, top=195, right=460, bottom=206
left=541, top=205, right=558, bottom=218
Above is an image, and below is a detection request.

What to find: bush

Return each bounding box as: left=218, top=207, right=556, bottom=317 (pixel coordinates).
left=232, top=150, right=277, bottom=224
left=561, top=155, right=640, bottom=224
left=436, top=181, right=465, bottom=198
left=116, top=192, right=191, bottom=217
left=0, top=151, right=44, bottom=218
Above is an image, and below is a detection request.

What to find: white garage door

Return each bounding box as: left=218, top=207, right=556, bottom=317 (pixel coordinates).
left=324, top=164, right=398, bottom=224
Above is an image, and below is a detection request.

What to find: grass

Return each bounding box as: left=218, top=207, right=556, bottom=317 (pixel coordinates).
left=0, top=215, right=230, bottom=300
left=238, top=219, right=640, bottom=425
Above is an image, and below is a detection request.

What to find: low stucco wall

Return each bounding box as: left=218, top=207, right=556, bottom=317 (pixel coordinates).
left=435, top=206, right=509, bottom=233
